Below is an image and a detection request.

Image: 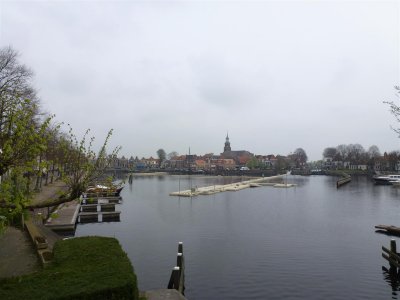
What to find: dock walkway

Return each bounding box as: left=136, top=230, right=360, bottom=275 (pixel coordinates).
left=143, top=289, right=187, bottom=300
left=45, top=200, right=80, bottom=231
left=170, top=175, right=287, bottom=197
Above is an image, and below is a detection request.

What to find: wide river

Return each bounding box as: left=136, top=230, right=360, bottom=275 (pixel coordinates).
left=75, top=174, right=400, bottom=299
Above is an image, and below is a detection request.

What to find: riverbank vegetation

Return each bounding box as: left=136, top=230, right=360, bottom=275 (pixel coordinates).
left=0, top=236, right=139, bottom=299
left=0, top=46, right=119, bottom=226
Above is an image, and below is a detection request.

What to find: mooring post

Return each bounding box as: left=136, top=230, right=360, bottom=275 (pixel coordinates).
left=177, top=252, right=183, bottom=269
left=167, top=266, right=179, bottom=289
left=167, top=242, right=185, bottom=292
left=178, top=241, right=183, bottom=254
left=390, top=239, right=397, bottom=269
left=173, top=266, right=180, bottom=289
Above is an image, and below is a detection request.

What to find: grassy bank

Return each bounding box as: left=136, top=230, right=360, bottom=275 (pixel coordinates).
left=0, top=236, right=139, bottom=300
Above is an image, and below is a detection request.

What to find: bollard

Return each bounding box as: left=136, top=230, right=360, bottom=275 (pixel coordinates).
left=168, top=242, right=185, bottom=293
left=173, top=266, right=180, bottom=289
left=177, top=252, right=183, bottom=269
left=178, top=241, right=183, bottom=254
left=167, top=266, right=179, bottom=289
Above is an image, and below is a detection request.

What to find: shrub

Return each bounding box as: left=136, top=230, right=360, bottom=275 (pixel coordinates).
left=0, top=236, right=139, bottom=300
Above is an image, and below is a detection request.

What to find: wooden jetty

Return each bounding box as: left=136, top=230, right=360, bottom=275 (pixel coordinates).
left=81, top=196, right=121, bottom=204
left=336, top=173, right=351, bottom=188
left=170, top=175, right=286, bottom=197
left=44, top=196, right=122, bottom=230
left=44, top=200, right=80, bottom=231
left=80, top=203, right=116, bottom=212
left=78, top=197, right=121, bottom=223
left=375, top=225, right=400, bottom=236
left=78, top=211, right=121, bottom=223
left=273, top=183, right=296, bottom=188
left=381, top=239, right=400, bottom=268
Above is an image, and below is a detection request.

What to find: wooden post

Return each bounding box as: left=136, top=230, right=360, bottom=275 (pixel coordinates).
left=167, top=242, right=185, bottom=293
left=177, top=252, right=185, bottom=295
left=167, top=266, right=178, bottom=289
left=178, top=241, right=183, bottom=254
left=177, top=252, right=183, bottom=269
left=390, top=239, right=397, bottom=269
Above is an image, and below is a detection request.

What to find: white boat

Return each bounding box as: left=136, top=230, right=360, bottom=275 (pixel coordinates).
left=373, top=174, right=400, bottom=185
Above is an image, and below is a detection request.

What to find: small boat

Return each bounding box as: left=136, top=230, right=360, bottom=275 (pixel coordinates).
left=86, top=185, right=123, bottom=196
left=373, top=174, right=400, bottom=185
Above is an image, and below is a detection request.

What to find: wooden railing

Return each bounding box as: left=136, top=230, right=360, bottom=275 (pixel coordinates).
left=167, top=242, right=185, bottom=295
left=380, top=238, right=400, bottom=293
left=382, top=239, right=400, bottom=268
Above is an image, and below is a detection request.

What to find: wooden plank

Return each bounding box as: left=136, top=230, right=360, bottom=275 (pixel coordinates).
left=382, top=246, right=400, bottom=262
left=337, top=177, right=351, bottom=188
left=80, top=203, right=116, bottom=207
left=382, top=253, right=400, bottom=268
left=79, top=211, right=121, bottom=216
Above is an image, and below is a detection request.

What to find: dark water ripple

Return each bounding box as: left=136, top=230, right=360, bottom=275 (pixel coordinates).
left=76, top=175, right=400, bottom=299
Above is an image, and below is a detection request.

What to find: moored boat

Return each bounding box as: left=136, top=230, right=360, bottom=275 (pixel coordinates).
left=373, top=174, right=400, bottom=185
left=86, top=185, right=123, bottom=196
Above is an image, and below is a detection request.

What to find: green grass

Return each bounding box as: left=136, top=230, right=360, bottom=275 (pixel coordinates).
left=0, top=236, right=139, bottom=300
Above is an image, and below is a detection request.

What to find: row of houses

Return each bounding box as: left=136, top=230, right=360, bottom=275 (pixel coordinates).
left=107, top=135, right=286, bottom=171
left=322, top=156, right=400, bottom=172
left=107, top=153, right=281, bottom=171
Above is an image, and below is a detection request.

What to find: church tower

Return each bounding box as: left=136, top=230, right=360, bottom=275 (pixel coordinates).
left=224, top=133, right=231, bottom=152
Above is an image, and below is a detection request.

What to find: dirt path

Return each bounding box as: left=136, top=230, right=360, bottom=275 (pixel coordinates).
left=0, top=180, right=69, bottom=279
left=0, top=227, right=39, bottom=279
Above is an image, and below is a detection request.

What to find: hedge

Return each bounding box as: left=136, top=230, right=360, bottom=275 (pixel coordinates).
left=0, top=236, right=139, bottom=300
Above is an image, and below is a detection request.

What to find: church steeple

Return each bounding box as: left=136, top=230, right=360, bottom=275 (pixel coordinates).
left=224, top=132, right=231, bottom=152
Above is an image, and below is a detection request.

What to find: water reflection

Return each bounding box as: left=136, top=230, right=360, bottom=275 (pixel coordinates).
left=382, top=266, right=400, bottom=299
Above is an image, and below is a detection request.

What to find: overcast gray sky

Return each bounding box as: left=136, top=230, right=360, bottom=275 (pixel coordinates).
left=0, top=0, right=399, bottom=161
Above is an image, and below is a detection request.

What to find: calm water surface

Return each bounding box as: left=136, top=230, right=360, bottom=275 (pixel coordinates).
left=75, top=175, right=400, bottom=299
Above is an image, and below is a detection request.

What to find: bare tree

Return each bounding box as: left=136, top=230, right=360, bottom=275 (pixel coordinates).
left=323, top=147, right=337, bottom=158
left=347, top=144, right=365, bottom=163
left=157, top=148, right=166, bottom=167
left=167, top=151, right=178, bottom=160
left=293, top=148, right=308, bottom=167
left=335, top=144, right=348, bottom=161
left=384, top=86, right=400, bottom=136
left=367, top=145, right=381, bottom=159
left=0, top=46, right=47, bottom=176
left=61, top=127, right=120, bottom=199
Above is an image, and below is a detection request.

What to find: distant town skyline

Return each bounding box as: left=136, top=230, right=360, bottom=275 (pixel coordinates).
left=1, top=1, right=398, bottom=161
